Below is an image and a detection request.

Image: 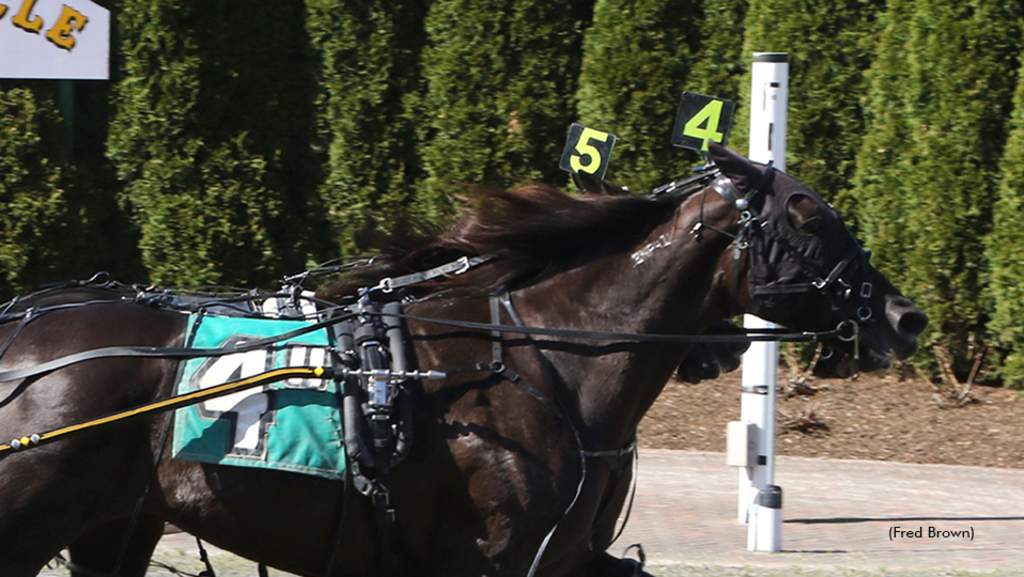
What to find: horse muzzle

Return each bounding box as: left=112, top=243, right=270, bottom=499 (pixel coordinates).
left=884, top=294, right=928, bottom=360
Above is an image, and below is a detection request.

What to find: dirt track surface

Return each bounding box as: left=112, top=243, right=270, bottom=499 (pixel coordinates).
left=640, top=370, right=1024, bottom=469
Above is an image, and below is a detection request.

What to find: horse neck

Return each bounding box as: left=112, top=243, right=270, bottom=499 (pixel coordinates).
left=510, top=191, right=740, bottom=449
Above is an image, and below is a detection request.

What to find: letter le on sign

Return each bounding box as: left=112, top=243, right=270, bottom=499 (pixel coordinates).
left=11, top=0, right=44, bottom=33
left=1, top=0, right=109, bottom=81
left=672, top=92, right=736, bottom=152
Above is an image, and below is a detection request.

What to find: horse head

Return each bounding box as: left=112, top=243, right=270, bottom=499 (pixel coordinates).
left=703, top=141, right=927, bottom=376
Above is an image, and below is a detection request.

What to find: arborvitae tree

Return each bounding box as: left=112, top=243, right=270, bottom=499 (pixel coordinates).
left=575, top=0, right=704, bottom=193
left=418, top=0, right=594, bottom=216
left=852, top=0, right=916, bottom=279
left=856, top=0, right=1021, bottom=376
left=732, top=0, right=886, bottom=222
left=689, top=0, right=748, bottom=105
left=988, top=67, right=1024, bottom=389
left=107, top=0, right=319, bottom=287
left=0, top=85, right=71, bottom=297
left=308, top=0, right=431, bottom=257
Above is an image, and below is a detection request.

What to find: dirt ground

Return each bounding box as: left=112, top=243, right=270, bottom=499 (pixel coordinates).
left=638, top=356, right=1024, bottom=469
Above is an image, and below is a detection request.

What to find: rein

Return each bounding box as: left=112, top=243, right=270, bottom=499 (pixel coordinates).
left=0, top=292, right=852, bottom=389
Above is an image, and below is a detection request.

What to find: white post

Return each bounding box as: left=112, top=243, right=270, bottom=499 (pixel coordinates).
left=738, top=52, right=788, bottom=553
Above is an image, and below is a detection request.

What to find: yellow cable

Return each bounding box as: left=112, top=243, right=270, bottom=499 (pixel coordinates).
left=1, top=366, right=327, bottom=454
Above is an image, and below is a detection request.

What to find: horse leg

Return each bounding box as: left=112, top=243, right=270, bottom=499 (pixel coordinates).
left=66, top=515, right=165, bottom=577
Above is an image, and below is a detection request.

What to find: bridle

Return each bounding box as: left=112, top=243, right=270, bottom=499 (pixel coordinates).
left=696, top=162, right=875, bottom=358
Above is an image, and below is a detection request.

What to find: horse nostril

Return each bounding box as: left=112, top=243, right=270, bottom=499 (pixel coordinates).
left=900, top=310, right=929, bottom=337
left=886, top=296, right=928, bottom=338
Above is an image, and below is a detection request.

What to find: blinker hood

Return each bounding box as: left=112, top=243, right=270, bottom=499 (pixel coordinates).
left=703, top=141, right=846, bottom=316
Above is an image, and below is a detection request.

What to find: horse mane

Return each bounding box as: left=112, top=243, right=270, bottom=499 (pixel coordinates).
left=317, top=183, right=684, bottom=301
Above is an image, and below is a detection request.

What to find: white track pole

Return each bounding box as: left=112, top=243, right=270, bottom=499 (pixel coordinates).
left=738, top=52, right=788, bottom=553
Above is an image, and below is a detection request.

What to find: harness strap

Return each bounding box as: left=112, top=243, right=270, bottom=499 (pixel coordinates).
left=0, top=311, right=357, bottom=384
left=371, top=253, right=499, bottom=294
left=383, top=311, right=837, bottom=344
left=494, top=292, right=573, bottom=422
left=196, top=537, right=217, bottom=577
left=492, top=291, right=646, bottom=577
left=112, top=411, right=174, bottom=575
left=608, top=446, right=640, bottom=547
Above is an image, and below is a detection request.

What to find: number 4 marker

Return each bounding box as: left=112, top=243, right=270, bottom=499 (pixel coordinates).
left=672, top=92, right=736, bottom=153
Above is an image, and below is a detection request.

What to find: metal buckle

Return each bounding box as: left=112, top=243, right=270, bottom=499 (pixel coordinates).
left=837, top=320, right=858, bottom=342
left=860, top=282, right=873, bottom=299
left=375, top=277, right=394, bottom=293
left=857, top=306, right=873, bottom=321
left=711, top=175, right=742, bottom=204
left=453, top=256, right=471, bottom=275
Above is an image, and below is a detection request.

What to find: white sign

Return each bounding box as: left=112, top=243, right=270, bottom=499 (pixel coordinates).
left=0, top=0, right=109, bottom=80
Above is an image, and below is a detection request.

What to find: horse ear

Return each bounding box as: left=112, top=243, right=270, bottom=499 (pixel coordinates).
left=572, top=172, right=630, bottom=196
left=707, top=140, right=763, bottom=193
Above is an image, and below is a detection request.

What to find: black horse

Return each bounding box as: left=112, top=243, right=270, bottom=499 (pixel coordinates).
left=0, top=143, right=925, bottom=576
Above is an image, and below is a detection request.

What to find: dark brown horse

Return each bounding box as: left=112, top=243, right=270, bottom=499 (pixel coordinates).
left=0, top=143, right=925, bottom=577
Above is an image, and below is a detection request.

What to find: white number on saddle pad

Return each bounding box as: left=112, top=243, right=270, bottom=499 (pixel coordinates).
left=198, top=349, right=272, bottom=453
left=191, top=342, right=331, bottom=455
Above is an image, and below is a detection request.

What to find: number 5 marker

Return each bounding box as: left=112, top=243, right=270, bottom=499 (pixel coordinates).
left=559, top=123, right=616, bottom=180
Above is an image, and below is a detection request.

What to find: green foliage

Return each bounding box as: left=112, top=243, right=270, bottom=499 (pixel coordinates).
left=0, top=85, right=70, bottom=296
left=733, top=0, right=886, bottom=224
left=688, top=0, right=749, bottom=104
left=107, top=0, right=319, bottom=287
left=856, top=0, right=1022, bottom=376
left=989, top=67, right=1024, bottom=389
left=576, top=0, right=705, bottom=193
left=853, top=0, right=916, bottom=279
left=308, top=0, right=430, bottom=257
left=418, top=0, right=593, bottom=217
left=3, top=0, right=1024, bottom=386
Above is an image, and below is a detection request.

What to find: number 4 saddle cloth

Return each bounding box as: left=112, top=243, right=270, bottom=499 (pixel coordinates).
left=171, top=314, right=346, bottom=480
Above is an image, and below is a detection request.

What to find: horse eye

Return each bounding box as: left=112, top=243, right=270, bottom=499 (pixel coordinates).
left=799, top=216, right=822, bottom=234
left=785, top=194, right=824, bottom=235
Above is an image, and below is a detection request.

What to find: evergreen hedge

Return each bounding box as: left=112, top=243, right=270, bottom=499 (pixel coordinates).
left=857, top=0, right=1021, bottom=377
left=308, top=0, right=429, bottom=256
left=107, top=0, right=318, bottom=287
left=0, top=85, right=71, bottom=296
left=576, top=0, right=705, bottom=193
left=989, top=67, right=1024, bottom=389
left=417, top=0, right=593, bottom=217
left=733, top=0, right=886, bottom=224
left=1, top=0, right=1024, bottom=383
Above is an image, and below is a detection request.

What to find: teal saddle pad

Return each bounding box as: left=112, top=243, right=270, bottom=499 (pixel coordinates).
left=171, top=314, right=346, bottom=480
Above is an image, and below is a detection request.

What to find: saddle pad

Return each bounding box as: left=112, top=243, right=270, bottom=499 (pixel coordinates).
left=171, top=314, right=346, bottom=480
